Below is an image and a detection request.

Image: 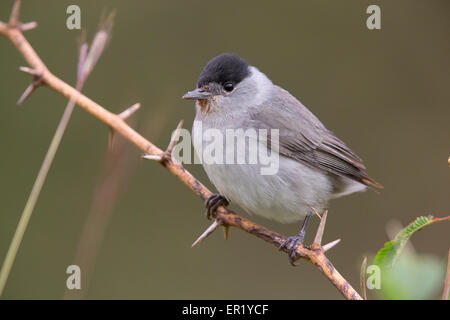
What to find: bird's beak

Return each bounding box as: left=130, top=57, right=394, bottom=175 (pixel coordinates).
left=182, top=88, right=213, bottom=100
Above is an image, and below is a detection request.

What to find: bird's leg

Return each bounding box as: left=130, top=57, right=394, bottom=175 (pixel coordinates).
left=205, top=194, right=229, bottom=220
left=279, top=211, right=313, bottom=266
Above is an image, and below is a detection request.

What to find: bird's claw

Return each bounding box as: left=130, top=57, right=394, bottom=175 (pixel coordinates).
left=279, top=234, right=305, bottom=266
left=205, top=194, right=229, bottom=220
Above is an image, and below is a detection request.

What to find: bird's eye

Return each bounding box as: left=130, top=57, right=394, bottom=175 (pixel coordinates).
left=223, top=82, right=234, bottom=92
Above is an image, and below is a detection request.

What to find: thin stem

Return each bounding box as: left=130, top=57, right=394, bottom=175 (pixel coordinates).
left=0, top=83, right=82, bottom=296
left=360, top=257, right=368, bottom=300
left=443, top=249, right=450, bottom=300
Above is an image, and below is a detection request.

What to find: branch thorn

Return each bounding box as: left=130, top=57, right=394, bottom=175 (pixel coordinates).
left=191, top=220, right=220, bottom=247
left=118, top=103, right=141, bottom=120
left=141, top=154, right=162, bottom=161
left=142, top=120, right=184, bottom=163
left=19, top=21, right=37, bottom=32
left=166, top=119, right=184, bottom=156
left=17, top=74, right=43, bottom=105
left=322, top=238, right=341, bottom=252
left=108, top=103, right=141, bottom=150
left=19, top=66, right=40, bottom=76
left=312, top=210, right=328, bottom=247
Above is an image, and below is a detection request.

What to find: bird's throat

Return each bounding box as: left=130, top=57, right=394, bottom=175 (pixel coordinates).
left=197, top=99, right=211, bottom=113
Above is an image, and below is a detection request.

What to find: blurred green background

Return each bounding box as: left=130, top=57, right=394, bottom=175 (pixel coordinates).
left=0, top=0, right=449, bottom=299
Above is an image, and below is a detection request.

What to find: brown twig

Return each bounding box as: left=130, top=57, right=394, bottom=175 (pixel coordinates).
left=0, top=1, right=362, bottom=300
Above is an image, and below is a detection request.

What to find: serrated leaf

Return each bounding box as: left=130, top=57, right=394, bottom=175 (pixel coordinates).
left=374, top=215, right=450, bottom=268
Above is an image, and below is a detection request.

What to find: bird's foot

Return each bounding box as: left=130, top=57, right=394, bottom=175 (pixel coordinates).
left=279, top=232, right=306, bottom=266
left=205, top=194, right=229, bottom=220
left=279, top=211, right=313, bottom=266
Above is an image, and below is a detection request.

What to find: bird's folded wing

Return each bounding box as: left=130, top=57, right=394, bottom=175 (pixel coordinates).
left=248, top=86, right=382, bottom=188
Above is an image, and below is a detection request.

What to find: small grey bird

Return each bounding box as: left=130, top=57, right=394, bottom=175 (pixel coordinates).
left=183, top=53, right=381, bottom=264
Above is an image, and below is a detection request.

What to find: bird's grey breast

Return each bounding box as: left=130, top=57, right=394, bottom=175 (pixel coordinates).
left=191, top=94, right=334, bottom=223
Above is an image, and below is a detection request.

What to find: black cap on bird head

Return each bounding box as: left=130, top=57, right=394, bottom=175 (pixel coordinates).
left=183, top=53, right=250, bottom=100
left=197, top=53, right=250, bottom=87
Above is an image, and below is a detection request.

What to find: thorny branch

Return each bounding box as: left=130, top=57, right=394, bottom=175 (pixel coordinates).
left=0, top=0, right=362, bottom=300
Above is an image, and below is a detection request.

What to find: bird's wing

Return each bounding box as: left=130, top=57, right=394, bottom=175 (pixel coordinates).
left=247, top=86, right=382, bottom=188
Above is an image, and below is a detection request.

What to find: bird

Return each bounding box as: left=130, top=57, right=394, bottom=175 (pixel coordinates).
left=182, top=53, right=382, bottom=264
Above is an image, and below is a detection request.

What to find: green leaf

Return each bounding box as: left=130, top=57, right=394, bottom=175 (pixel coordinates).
left=379, top=253, right=444, bottom=300
left=374, top=215, right=449, bottom=268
